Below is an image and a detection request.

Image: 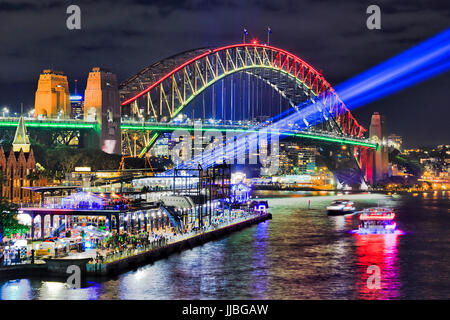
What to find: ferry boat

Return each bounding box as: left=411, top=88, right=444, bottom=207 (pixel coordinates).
left=326, top=199, right=355, bottom=215
left=358, top=207, right=397, bottom=234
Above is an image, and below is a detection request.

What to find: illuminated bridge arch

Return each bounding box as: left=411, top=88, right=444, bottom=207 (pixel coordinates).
left=120, top=43, right=366, bottom=139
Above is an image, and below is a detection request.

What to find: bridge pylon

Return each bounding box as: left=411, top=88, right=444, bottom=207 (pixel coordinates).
left=369, top=112, right=389, bottom=183
left=84, top=67, right=122, bottom=154
left=34, top=69, right=71, bottom=118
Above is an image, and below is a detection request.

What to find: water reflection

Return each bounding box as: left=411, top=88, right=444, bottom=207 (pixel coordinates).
left=0, top=279, right=33, bottom=300
left=251, top=221, right=269, bottom=298
left=1, top=191, right=448, bottom=300
left=354, top=233, right=401, bottom=299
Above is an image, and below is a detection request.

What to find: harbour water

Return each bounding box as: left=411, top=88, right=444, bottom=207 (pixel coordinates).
left=0, top=191, right=448, bottom=300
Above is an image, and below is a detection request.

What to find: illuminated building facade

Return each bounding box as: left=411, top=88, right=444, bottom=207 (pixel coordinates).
left=0, top=116, right=45, bottom=203
left=369, top=112, right=389, bottom=183
left=297, top=147, right=316, bottom=174
left=84, top=67, right=122, bottom=154
left=388, top=134, right=403, bottom=150
left=34, top=69, right=71, bottom=118
left=151, top=134, right=170, bottom=157
left=70, top=95, right=84, bottom=119
left=278, top=142, right=317, bottom=175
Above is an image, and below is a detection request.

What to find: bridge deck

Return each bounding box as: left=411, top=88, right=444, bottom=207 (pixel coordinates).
left=0, top=118, right=377, bottom=148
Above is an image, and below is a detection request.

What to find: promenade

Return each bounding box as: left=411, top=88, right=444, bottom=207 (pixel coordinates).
left=86, top=212, right=272, bottom=276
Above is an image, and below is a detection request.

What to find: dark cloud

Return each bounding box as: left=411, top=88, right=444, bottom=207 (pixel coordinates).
left=0, top=0, right=449, bottom=147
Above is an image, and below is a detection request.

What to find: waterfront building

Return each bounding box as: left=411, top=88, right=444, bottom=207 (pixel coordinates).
left=388, top=133, right=403, bottom=150
left=151, top=135, right=170, bottom=157
left=297, top=147, right=316, bottom=175
left=34, top=69, right=71, bottom=119
left=277, top=142, right=317, bottom=175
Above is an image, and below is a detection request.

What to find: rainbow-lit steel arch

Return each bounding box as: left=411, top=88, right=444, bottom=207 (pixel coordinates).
left=119, top=43, right=367, bottom=156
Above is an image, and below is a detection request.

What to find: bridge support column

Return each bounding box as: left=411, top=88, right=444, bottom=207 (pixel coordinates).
left=114, top=214, right=120, bottom=232
left=49, top=215, right=54, bottom=236
left=106, top=214, right=112, bottom=232
left=137, top=213, right=142, bottom=231
left=131, top=213, right=135, bottom=231
left=40, top=214, right=45, bottom=239
left=123, top=214, right=128, bottom=232
left=30, top=213, right=35, bottom=239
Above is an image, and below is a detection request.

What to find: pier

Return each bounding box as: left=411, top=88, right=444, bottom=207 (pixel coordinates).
left=86, top=212, right=271, bottom=276
left=0, top=212, right=271, bottom=279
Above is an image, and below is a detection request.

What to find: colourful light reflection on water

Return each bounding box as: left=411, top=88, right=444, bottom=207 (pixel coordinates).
left=251, top=220, right=269, bottom=298
left=0, top=279, right=32, bottom=300
left=354, top=233, right=402, bottom=299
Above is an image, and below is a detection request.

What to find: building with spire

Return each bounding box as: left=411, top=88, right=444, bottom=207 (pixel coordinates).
left=0, top=116, right=45, bottom=203
left=12, top=115, right=31, bottom=153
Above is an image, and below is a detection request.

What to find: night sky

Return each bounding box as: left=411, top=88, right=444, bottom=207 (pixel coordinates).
left=0, top=0, right=449, bottom=147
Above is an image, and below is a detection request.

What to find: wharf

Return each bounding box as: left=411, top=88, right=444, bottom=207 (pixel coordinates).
left=86, top=212, right=272, bottom=277
left=0, top=213, right=272, bottom=279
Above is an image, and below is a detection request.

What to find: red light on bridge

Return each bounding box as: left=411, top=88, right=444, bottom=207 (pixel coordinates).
left=252, top=39, right=259, bottom=44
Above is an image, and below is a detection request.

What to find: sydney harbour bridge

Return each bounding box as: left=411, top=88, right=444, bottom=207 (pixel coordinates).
left=0, top=43, right=379, bottom=188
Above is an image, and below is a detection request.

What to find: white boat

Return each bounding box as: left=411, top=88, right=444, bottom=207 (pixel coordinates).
left=326, top=199, right=355, bottom=215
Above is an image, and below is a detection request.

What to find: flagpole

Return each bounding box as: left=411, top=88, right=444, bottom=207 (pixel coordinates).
left=267, top=26, right=271, bottom=45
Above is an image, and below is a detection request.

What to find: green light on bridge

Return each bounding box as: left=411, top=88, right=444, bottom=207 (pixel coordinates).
left=0, top=121, right=95, bottom=129
left=121, top=124, right=377, bottom=148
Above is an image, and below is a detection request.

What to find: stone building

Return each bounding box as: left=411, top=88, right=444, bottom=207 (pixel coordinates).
left=0, top=116, right=45, bottom=203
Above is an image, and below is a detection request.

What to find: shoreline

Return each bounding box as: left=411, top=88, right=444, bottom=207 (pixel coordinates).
left=253, top=186, right=435, bottom=195
left=0, top=213, right=272, bottom=281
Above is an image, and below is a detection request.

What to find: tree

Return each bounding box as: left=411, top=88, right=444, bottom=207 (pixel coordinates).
left=27, top=171, right=40, bottom=187
left=0, top=198, right=29, bottom=243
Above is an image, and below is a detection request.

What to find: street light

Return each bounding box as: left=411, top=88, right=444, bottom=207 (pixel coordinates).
left=2, top=106, right=9, bottom=117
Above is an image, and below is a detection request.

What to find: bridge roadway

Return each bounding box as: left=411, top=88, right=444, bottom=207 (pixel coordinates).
left=0, top=117, right=377, bottom=148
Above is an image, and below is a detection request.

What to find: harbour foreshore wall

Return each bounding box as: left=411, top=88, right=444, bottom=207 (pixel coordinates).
left=87, top=212, right=272, bottom=277
left=0, top=213, right=272, bottom=280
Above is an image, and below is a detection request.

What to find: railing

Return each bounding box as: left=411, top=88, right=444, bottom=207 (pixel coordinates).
left=0, top=116, right=96, bottom=124
left=18, top=202, right=128, bottom=211
left=0, top=115, right=371, bottom=142
left=120, top=119, right=371, bottom=142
